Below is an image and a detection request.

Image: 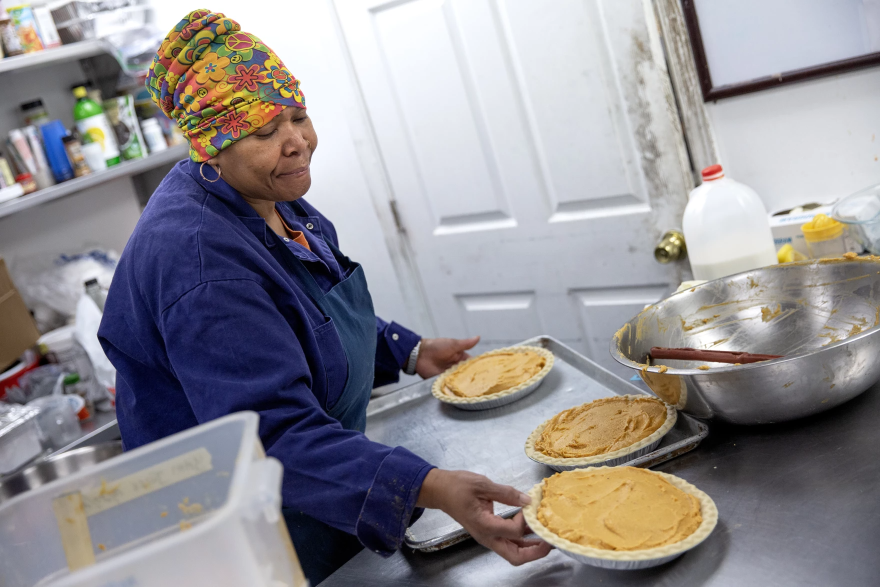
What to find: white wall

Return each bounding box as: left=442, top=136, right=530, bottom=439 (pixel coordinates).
left=0, top=176, right=143, bottom=265
left=0, top=58, right=85, bottom=137
left=706, top=67, right=880, bottom=212
left=149, top=0, right=414, bottom=327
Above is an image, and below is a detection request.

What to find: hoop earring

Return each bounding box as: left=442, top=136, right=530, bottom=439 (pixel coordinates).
left=200, top=161, right=221, bottom=183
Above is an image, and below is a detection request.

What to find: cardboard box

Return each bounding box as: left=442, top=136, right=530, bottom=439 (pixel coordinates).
left=0, top=257, right=40, bottom=369
left=769, top=204, right=834, bottom=256
left=769, top=203, right=861, bottom=256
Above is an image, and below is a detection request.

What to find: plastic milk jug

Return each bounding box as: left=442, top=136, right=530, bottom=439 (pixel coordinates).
left=683, top=164, right=777, bottom=280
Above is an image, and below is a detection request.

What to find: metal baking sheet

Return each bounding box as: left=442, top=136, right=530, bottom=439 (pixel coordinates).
left=364, top=336, right=709, bottom=552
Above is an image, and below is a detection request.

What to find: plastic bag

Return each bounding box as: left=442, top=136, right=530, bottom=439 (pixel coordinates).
left=13, top=249, right=118, bottom=323
left=75, top=294, right=116, bottom=408
left=5, top=364, right=64, bottom=404
left=105, top=24, right=165, bottom=76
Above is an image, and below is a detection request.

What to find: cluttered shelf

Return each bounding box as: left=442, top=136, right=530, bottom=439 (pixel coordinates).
left=0, top=39, right=107, bottom=75
left=0, top=143, right=186, bottom=220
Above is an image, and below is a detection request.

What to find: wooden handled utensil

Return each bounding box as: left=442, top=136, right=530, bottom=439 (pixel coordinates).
left=650, top=347, right=783, bottom=364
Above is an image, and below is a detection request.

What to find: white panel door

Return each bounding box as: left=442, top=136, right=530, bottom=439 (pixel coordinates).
left=333, top=0, right=693, bottom=376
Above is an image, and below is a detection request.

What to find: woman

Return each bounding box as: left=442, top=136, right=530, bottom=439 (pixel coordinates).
left=98, top=10, right=550, bottom=584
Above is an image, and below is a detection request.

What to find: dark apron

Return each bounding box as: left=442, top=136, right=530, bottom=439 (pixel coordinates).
left=277, top=203, right=377, bottom=585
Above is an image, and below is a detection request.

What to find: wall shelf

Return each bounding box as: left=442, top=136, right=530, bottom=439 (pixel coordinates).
left=0, top=144, right=187, bottom=220
left=0, top=40, right=109, bottom=75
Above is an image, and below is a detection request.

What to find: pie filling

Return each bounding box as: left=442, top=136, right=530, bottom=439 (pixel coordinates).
left=537, top=467, right=702, bottom=551
left=444, top=351, right=546, bottom=398
left=535, top=396, right=667, bottom=459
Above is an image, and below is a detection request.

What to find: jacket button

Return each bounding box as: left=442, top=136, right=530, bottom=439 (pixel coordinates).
left=392, top=333, right=399, bottom=341
left=283, top=237, right=290, bottom=242
left=306, top=222, right=314, bottom=230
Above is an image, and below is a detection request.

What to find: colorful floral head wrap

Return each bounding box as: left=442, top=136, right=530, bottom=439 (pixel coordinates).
left=146, top=9, right=306, bottom=161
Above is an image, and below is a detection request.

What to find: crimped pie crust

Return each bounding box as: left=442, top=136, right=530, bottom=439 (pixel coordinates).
left=524, top=395, right=677, bottom=467
left=523, top=467, right=718, bottom=562
left=431, top=346, right=555, bottom=406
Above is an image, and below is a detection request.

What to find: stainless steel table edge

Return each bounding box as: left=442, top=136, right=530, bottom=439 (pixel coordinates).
left=49, top=414, right=119, bottom=458
left=0, top=411, right=120, bottom=483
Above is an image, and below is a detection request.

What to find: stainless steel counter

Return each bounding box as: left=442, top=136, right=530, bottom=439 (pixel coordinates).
left=0, top=409, right=119, bottom=484
left=323, top=381, right=880, bottom=587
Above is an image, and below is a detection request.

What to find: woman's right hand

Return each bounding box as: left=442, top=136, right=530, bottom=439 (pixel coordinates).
left=416, top=469, right=552, bottom=565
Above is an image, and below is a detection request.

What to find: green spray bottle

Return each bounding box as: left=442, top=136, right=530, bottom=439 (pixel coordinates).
left=72, top=86, right=120, bottom=167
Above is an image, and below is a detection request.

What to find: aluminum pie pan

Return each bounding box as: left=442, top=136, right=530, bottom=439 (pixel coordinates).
left=524, top=397, right=677, bottom=472
left=522, top=467, right=719, bottom=569
left=431, top=346, right=554, bottom=411
left=531, top=437, right=664, bottom=473
left=444, top=376, right=548, bottom=411
left=0, top=405, right=39, bottom=440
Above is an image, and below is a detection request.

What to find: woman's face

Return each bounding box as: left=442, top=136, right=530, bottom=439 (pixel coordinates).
left=208, top=106, right=317, bottom=202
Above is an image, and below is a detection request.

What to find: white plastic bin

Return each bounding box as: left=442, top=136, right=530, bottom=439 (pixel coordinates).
left=0, top=411, right=307, bottom=587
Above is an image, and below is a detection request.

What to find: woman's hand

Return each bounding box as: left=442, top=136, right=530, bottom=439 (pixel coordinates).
left=416, top=469, right=552, bottom=565
left=416, top=336, right=480, bottom=378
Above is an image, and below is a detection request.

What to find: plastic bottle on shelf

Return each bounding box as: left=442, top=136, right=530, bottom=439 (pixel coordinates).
left=7, top=127, right=37, bottom=175
left=15, top=172, right=37, bottom=194
left=22, top=125, right=55, bottom=189
left=39, top=119, right=75, bottom=182
left=20, top=99, right=50, bottom=127
left=683, top=164, right=777, bottom=281
left=80, top=142, right=106, bottom=172
left=62, top=135, right=90, bottom=177
left=72, top=86, right=121, bottom=167
left=0, top=154, right=15, bottom=186
left=140, top=118, right=168, bottom=154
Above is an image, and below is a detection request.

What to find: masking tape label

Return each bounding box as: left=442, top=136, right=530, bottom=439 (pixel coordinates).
left=52, top=491, right=96, bottom=571
left=82, top=447, right=213, bottom=516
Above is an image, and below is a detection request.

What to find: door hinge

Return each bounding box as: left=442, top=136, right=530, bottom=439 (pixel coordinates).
left=389, top=200, right=406, bottom=234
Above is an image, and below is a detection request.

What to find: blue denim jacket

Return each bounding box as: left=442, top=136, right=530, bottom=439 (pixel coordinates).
left=98, top=159, right=432, bottom=555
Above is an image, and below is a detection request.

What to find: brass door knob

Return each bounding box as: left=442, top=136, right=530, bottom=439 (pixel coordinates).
left=654, top=230, right=687, bottom=264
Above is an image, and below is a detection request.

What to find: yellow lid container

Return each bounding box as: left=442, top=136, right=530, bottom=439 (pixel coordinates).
left=801, top=214, right=844, bottom=242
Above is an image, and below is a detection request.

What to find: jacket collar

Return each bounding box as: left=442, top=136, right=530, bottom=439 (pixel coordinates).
left=187, top=159, right=276, bottom=247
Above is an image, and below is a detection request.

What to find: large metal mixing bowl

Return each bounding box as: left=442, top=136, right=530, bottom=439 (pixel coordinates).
left=611, top=257, right=880, bottom=424
left=0, top=441, right=122, bottom=503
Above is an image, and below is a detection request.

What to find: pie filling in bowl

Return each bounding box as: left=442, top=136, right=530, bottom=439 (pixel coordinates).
left=525, top=395, right=677, bottom=469
left=523, top=466, right=718, bottom=567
